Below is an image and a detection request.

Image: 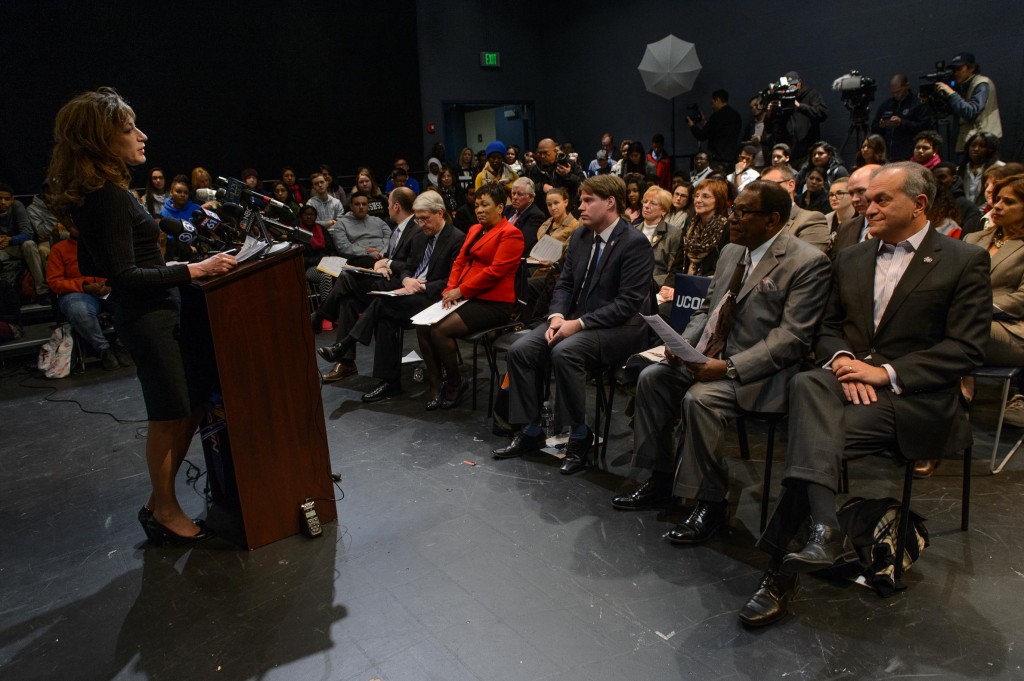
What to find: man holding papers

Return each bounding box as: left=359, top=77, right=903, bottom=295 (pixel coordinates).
left=613, top=181, right=830, bottom=547
left=493, top=175, right=654, bottom=474
left=317, top=192, right=464, bottom=401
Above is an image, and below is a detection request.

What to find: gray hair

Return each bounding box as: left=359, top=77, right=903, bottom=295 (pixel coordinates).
left=412, top=191, right=445, bottom=213
left=512, top=176, right=536, bottom=196
left=886, top=161, right=936, bottom=207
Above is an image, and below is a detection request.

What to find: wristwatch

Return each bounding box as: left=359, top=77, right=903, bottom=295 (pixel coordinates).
left=725, top=358, right=739, bottom=380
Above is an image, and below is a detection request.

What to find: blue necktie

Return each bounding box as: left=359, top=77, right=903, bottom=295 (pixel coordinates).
left=413, top=236, right=436, bottom=280
left=386, top=225, right=401, bottom=257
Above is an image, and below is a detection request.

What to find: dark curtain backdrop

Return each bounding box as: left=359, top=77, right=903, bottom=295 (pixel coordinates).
left=418, top=1, right=1023, bottom=171
left=0, top=1, right=422, bottom=195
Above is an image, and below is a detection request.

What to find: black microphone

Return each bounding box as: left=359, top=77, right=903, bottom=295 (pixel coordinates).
left=192, top=208, right=241, bottom=244
left=215, top=176, right=287, bottom=209
left=217, top=202, right=246, bottom=222
left=159, top=217, right=215, bottom=246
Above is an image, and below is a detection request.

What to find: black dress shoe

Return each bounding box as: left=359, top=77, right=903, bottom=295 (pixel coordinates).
left=666, top=500, right=728, bottom=544
left=782, top=522, right=857, bottom=573
left=559, top=429, right=594, bottom=474
left=440, top=378, right=470, bottom=409
left=738, top=568, right=798, bottom=627
left=492, top=431, right=546, bottom=459
left=362, top=381, right=402, bottom=403
left=138, top=506, right=156, bottom=542
left=317, top=336, right=356, bottom=363
left=611, top=478, right=673, bottom=510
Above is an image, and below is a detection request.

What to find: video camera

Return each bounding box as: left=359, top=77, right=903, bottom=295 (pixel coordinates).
left=832, top=70, right=876, bottom=125
left=758, top=77, right=800, bottom=113
left=918, top=61, right=955, bottom=116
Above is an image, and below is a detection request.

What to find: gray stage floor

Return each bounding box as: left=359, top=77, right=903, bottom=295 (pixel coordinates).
left=1, top=339, right=1023, bottom=681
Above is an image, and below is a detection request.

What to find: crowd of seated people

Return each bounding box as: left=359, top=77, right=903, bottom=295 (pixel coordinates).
left=2, top=51, right=1021, bottom=628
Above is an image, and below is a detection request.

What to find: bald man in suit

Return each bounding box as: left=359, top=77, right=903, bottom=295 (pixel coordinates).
left=740, top=162, right=991, bottom=628
left=760, top=165, right=830, bottom=252
left=831, top=164, right=881, bottom=256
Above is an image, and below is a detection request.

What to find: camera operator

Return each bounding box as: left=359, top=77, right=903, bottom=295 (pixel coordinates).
left=935, top=53, right=1003, bottom=156
left=687, top=89, right=742, bottom=168
left=871, top=74, right=933, bottom=161
left=529, top=138, right=585, bottom=216
left=765, top=72, right=828, bottom=165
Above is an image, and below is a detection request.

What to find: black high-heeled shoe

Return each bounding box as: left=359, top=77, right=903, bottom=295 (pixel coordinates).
left=440, top=378, right=470, bottom=410
left=138, top=506, right=156, bottom=542
left=426, top=381, right=447, bottom=410
left=144, top=516, right=215, bottom=546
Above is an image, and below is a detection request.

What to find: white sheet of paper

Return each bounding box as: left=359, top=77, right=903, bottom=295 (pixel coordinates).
left=316, top=256, right=347, bottom=277
left=367, top=289, right=412, bottom=297
left=402, top=350, right=422, bottom=364
left=409, top=299, right=466, bottom=326
left=236, top=235, right=268, bottom=263
left=640, top=314, right=708, bottom=364
left=528, top=235, right=565, bottom=263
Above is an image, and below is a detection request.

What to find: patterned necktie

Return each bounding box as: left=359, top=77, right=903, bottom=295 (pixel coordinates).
left=695, top=249, right=749, bottom=358
left=385, top=225, right=401, bottom=257
left=510, top=211, right=520, bottom=225
left=413, top=236, right=436, bottom=280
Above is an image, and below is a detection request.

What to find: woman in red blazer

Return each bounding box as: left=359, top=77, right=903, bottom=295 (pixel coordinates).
left=418, top=183, right=523, bottom=409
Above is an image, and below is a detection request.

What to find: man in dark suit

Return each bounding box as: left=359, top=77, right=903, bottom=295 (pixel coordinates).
left=612, top=182, right=832, bottom=539
left=315, top=187, right=420, bottom=381
left=760, top=166, right=830, bottom=253
left=740, top=162, right=991, bottom=628
left=317, top=192, right=465, bottom=401
left=688, top=89, right=743, bottom=168
left=493, top=175, right=655, bottom=473
left=505, top=177, right=546, bottom=257
left=831, top=164, right=880, bottom=256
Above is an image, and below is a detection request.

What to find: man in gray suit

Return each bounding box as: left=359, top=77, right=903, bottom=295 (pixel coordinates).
left=761, top=166, right=830, bottom=253
left=493, top=175, right=654, bottom=474
left=831, top=164, right=880, bottom=256
left=740, top=163, right=991, bottom=628
left=612, top=182, right=832, bottom=541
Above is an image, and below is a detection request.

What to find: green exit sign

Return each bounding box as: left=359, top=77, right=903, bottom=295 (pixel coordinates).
left=480, top=51, right=501, bottom=68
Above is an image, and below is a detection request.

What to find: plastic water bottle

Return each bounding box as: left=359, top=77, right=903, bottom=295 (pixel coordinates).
left=541, top=401, right=554, bottom=438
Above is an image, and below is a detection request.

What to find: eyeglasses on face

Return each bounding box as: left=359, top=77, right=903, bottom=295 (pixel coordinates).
left=728, top=206, right=773, bottom=219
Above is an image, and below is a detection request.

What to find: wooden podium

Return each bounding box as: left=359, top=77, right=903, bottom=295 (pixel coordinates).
left=183, top=245, right=336, bottom=549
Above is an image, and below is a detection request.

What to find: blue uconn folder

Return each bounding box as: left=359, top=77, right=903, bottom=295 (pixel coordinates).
left=669, top=273, right=713, bottom=332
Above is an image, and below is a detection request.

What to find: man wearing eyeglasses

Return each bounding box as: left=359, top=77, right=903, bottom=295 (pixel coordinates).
left=611, top=182, right=831, bottom=540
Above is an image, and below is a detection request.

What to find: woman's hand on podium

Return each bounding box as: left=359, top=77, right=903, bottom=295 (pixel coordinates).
left=188, top=252, right=238, bottom=279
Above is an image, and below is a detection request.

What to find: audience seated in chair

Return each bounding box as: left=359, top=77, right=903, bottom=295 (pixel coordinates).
left=611, top=181, right=831, bottom=549
left=416, top=183, right=522, bottom=410
left=314, top=188, right=420, bottom=382
left=492, top=174, right=654, bottom=475
left=743, top=163, right=990, bottom=628
left=0, top=182, right=50, bottom=303
left=45, top=224, right=130, bottom=370
left=317, top=192, right=466, bottom=403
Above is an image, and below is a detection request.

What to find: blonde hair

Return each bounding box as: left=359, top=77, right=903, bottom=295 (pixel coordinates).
left=45, top=87, right=136, bottom=220
left=643, top=186, right=672, bottom=214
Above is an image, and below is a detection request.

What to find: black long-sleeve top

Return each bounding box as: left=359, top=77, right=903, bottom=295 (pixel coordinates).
left=72, top=182, right=191, bottom=314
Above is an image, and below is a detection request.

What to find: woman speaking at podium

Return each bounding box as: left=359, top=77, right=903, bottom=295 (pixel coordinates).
left=46, top=87, right=237, bottom=545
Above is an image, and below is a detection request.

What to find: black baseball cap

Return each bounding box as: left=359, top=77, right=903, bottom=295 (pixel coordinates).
left=949, top=53, right=975, bottom=67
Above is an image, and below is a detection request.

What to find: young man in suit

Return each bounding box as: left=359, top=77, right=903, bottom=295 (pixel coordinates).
left=612, top=182, right=832, bottom=539
left=831, top=164, right=880, bottom=256
left=493, top=174, right=654, bottom=474
left=318, top=192, right=465, bottom=401
left=741, top=162, right=991, bottom=627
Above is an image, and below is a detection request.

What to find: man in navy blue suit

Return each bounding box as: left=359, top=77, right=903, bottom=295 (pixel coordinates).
left=493, top=174, right=655, bottom=474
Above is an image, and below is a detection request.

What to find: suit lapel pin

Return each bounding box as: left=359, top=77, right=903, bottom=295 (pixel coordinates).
left=923, top=256, right=933, bottom=263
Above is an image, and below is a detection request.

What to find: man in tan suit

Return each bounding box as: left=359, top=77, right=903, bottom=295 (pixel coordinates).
left=760, top=166, right=830, bottom=252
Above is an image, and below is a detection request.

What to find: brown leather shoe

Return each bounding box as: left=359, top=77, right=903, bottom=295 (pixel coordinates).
left=322, top=361, right=357, bottom=382
left=913, top=459, right=939, bottom=479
